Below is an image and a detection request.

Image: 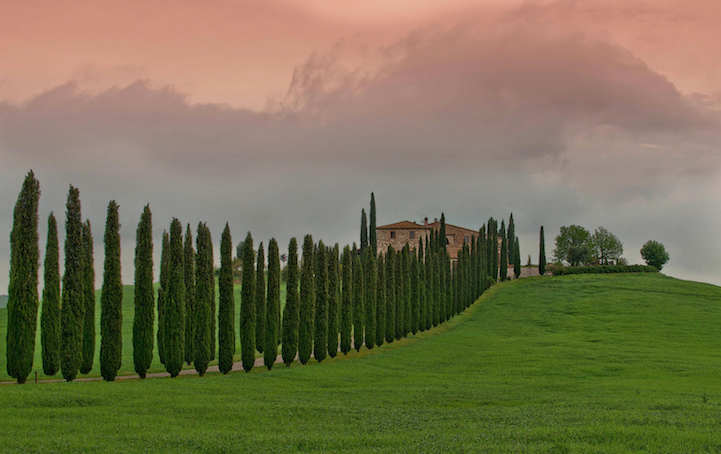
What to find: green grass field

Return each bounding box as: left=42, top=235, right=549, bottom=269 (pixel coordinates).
left=2, top=273, right=721, bottom=452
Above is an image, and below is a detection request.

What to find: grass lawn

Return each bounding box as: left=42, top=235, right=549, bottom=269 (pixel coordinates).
left=2, top=273, right=721, bottom=452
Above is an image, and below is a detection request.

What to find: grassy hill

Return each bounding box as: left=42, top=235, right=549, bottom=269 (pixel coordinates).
left=2, top=273, right=721, bottom=452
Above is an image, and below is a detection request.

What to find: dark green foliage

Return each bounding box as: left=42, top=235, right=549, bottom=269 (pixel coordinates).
left=164, top=219, right=185, bottom=377
left=410, top=252, right=419, bottom=334
left=514, top=237, right=521, bottom=279
left=487, top=218, right=498, bottom=280
left=552, top=264, right=658, bottom=276
left=132, top=205, right=154, bottom=379
left=80, top=220, right=95, bottom=374
left=157, top=231, right=169, bottom=366
left=417, top=239, right=426, bottom=333
left=340, top=245, right=352, bottom=355
left=218, top=224, right=235, bottom=374
left=479, top=225, right=487, bottom=294
left=403, top=245, right=411, bottom=336
left=508, top=213, right=515, bottom=269
left=327, top=244, right=340, bottom=358
left=432, top=252, right=440, bottom=327
left=100, top=201, right=122, bottom=381
left=7, top=171, right=41, bottom=384
left=439, top=213, right=447, bottom=252
left=375, top=253, right=385, bottom=347
left=41, top=213, right=61, bottom=376
left=61, top=185, right=84, bottom=382
left=255, top=242, right=266, bottom=354
left=298, top=235, right=314, bottom=364
left=553, top=225, right=592, bottom=266
left=539, top=226, right=546, bottom=276
left=282, top=238, right=299, bottom=365
left=184, top=225, right=196, bottom=365
left=207, top=231, right=216, bottom=361
left=640, top=240, right=670, bottom=271
left=385, top=246, right=395, bottom=343
left=363, top=248, right=376, bottom=349
left=395, top=245, right=404, bottom=340
left=314, top=241, right=328, bottom=362
left=499, top=221, right=508, bottom=282
left=241, top=232, right=256, bottom=372
left=369, top=193, right=377, bottom=254
left=360, top=209, right=368, bottom=251
left=265, top=238, right=281, bottom=369
left=352, top=251, right=364, bottom=351
left=194, top=224, right=213, bottom=376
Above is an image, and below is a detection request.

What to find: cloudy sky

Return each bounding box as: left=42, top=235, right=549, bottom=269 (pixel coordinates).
left=1, top=0, right=720, bottom=293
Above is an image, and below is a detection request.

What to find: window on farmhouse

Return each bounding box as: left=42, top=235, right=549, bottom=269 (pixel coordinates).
left=410, top=231, right=415, bottom=239
left=391, top=231, right=396, bottom=239
left=464, top=236, right=470, bottom=244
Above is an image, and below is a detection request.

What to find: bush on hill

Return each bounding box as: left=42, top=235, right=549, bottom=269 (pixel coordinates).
left=551, top=264, right=658, bottom=276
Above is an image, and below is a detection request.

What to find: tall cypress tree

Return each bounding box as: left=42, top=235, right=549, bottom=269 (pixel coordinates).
left=207, top=229, right=216, bottom=361
left=424, top=238, right=432, bottom=331
left=265, top=238, right=281, bottom=369
left=255, top=242, right=266, bottom=354
left=385, top=246, right=395, bottom=343
left=241, top=232, right=256, bottom=372
left=42, top=213, right=61, bottom=376
left=499, top=221, right=508, bottom=282
left=7, top=171, right=41, bottom=384
left=403, top=245, right=411, bottom=335
left=395, top=246, right=404, bottom=340
left=157, top=230, right=169, bottom=365
left=194, top=224, right=212, bottom=376
left=100, top=201, right=122, bottom=381
left=479, top=225, right=487, bottom=292
left=282, top=238, right=300, bottom=365
left=508, top=213, right=515, bottom=270
left=375, top=253, right=385, bottom=347
left=164, top=219, right=185, bottom=377
left=298, top=235, right=314, bottom=364
left=133, top=205, right=154, bottom=379
left=417, top=238, right=426, bottom=333
left=492, top=219, right=499, bottom=280
left=327, top=244, right=340, bottom=358
left=539, top=226, right=546, bottom=276
left=363, top=248, right=376, bottom=349
left=432, top=252, right=440, bottom=327
left=218, top=223, right=235, bottom=374
left=370, top=193, right=377, bottom=254
left=352, top=250, right=364, bottom=352
left=314, top=241, right=328, bottom=362
left=360, top=209, right=368, bottom=251
left=184, top=225, right=196, bottom=365
left=514, top=237, right=521, bottom=279
left=80, top=220, right=95, bottom=374
left=439, top=214, right=447, bottom=253
left=410, top=253, right=419, bottom=334
left=340, top=245, right=352, bottom=355
left=61, top=185, right=84, bottom=382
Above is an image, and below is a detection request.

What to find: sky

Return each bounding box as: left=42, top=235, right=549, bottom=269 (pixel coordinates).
left=1, top=0, right=720, bottom=292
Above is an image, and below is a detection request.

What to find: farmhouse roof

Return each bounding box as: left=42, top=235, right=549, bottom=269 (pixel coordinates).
left=376, top=221, right=427, bottom=230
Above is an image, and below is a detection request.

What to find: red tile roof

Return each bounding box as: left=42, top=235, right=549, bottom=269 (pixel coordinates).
left=376, top=221, right=428, bottom=230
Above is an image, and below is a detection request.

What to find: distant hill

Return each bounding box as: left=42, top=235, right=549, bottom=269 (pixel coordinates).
left=0, top=295, right=7, bottom=309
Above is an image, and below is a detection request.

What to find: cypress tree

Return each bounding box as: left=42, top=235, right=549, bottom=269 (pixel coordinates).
left=514, top=237, right=521, bottom=279
left=207, top=229, right=216, bottom=361
left=375, top=253, right=385, bottom=347
left=41, top=213, right=61, bottom=376
left=432, top=252, right=440, bottom=327
left=184, top=225, right=196, bottom=365
left=80, top=220, right=95, bottom=374
left=499, top=221, right=508, bottom=282
left=218, top=223, right=235, bottom=374
left=327, top=244, right=340, bottom=358
left=411, top=252, right=419, bottom=334
left=470, top=236, right=478, bottom=301
left=265, top=238, right=281, bottom=369
left=340, top=245, right=352, bottom=355
left=539, top=226, right=546, bottom=276
left=363, top=248, right=376, bottom=349
left=314, top=241, right=328, bottom=362
left=282, top=238, right=300, bottom=365
left=7, top=171, right=41, bottom=384
left=439, top=214, right=447, bottom=253
left=385, top=246, right=395, bottom=343
left=255, top=242, right=266, bottom=354
left=418, top=238, right=426, bottom=332
left=369, top=193, right=377, bottom=254
left=100, top=201, right=122, bottom=381
left=241, top=232, right=256, bottom=372
left=164, top=219, right=185, bottom=377
left=360, top=209, right=368, bottom=251
left=479, top=225, right=487, bottom=292
left=61, top=185, right=84, bottom=382
left=508, top=213, right=515, bottom=270
left=298, top=235, right=314, bottom=364
left=157, top=230, right=169, bottom=366
left=194, top=224, right=212, bottom=376
left=492, top=219, right=499, bottom=280
left=395, top=245, right=404, bottom=340
left=352, top=250, right=364, bottom=351
left=404, top=245, right=412, bottom=335
left=132, top=205, right=154, bottom=379
left=424, top=239, right=432, bottom=331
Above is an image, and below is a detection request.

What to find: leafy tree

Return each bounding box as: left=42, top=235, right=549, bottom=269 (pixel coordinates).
left=133, top=206, right=154, bottom=378
left=184, top=225, right=196, bottom=365
left=370, top=193, right=377, bottom=254
left=41, top=213, right=61, bottom=376
left=375, top=253, right=385, bottom=346
left=218, top=224, right=235, bottom=374
left=360, top=209, right=368, bottom=251
left=265, top=238, right=281, bottom=369
left=80, top=220, right=95, bottom=374
left=241, top=232, right=256, bottom=371
left=193, top=223, right=212, bottom=376
left=61, top=185, right=84, bottom=382
left=363, top=248, right=376, bottom=349
left=100, top=201, right=122, bottom=381
left=314, top=241, right=328, bottom=362
left=539, top=226, right=546, bottom=276
left=7, top=171, right=41, bottom=384
left=164, top=219, right=186, bottom=377
left=255, top=242, right=266, bottom=354
left=640, top=240, right=670, bottom=270
left=298, top=235, right=314, bottom=364
left=157, top=231, right=170, bottom=365
left=499, top=221, right=508, bottom=282
left=591, top=226, right=624, bottom=265
left=554, top=225, right=592, bottom=266
left=327, top=244, right=340, bottom=358
left=340, top=245, right=352, bottom=355
left=385, top=245, right=395, bottom=343
left=353, top=250, right=364, bottom=351
left=282, top=238, right=299, bottom=365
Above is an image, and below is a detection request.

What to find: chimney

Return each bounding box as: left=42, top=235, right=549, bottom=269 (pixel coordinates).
left=424, top=216, right=428, bottom=227
left=434, top=217, right=438, bottom=223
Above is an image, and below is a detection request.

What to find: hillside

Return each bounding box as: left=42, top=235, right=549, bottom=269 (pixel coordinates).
left=2, top=273, right=721, bottom=452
